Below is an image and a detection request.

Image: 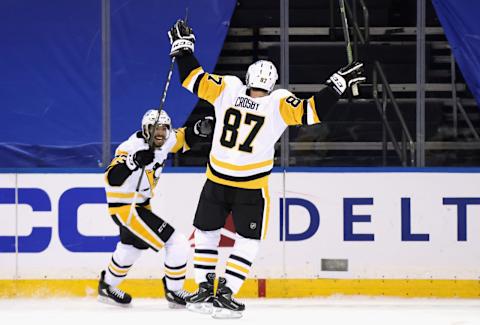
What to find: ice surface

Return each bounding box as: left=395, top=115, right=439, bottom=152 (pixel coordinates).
left=1, top=297, right=480, bottom=325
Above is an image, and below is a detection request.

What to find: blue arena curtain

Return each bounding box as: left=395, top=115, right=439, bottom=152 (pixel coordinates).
left=0, top=0, right=103, bottom=167
left=0, top=0, right=235, bottom=167
left=109, top=0, right=236, bottom=139
left=432, top=0, right=480, bottom=108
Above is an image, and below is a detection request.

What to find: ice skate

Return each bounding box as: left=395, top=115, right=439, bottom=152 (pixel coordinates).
left=186, top=272, right=216, bottom=314
left=97, top=270, right=132, bottom=307
left=211, top=277, right=244, bottom=319
left=162, top=276, right=192, bottom=309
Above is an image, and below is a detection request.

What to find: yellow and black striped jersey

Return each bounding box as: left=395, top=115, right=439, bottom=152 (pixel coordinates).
left=104, top=128, right=189, bottom=205
left=179, top=57, right=339, bottom=189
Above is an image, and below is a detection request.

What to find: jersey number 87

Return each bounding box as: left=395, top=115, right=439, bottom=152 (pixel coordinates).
left=220, top=108, right=265, bottom=153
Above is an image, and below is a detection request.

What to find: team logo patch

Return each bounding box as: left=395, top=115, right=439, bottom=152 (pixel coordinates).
left=250, top=222, right=257, bottom=230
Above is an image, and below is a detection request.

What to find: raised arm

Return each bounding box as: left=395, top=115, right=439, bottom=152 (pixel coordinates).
left=279, top=61, right=366, bottom=126
left=168, top=20, right=227, bottom=105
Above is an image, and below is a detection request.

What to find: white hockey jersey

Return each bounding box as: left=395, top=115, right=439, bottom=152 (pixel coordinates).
left=105, top=129, right=188, bottom=205
left=182, top=67, right=321, bottom=189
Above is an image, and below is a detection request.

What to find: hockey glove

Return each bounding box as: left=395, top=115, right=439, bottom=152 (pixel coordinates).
left=126, top=149, right=154, bottom=170
left=194, top=116, right=215, bottom=138
left=168, top=19, right=195, bottom=57
left=327, top=61, right=366, bottom=96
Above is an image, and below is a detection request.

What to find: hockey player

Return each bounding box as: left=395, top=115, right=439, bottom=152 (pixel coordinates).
left=168, top=20, right=366, bottom=318
left=98, top=109, right=213, bottom=307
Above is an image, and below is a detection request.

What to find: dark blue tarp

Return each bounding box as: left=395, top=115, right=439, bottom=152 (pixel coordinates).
left=109, top=0, right=235, bottom=139
left=432, top=0, right=480, bottom=108
left=0, top=0, right=235, bottom=167
left=0, top=0, right=102, bottom=147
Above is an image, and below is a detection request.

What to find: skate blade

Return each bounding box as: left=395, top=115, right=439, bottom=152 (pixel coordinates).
left=97, top=295, right=131, bottom=308
left=211, top=307, right=243, bottom=319
left=168, top=301, right=186, bottom=309
left=186, top=302, right=213, bottom=314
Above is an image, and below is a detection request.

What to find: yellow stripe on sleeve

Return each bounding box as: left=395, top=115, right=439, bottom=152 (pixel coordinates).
left=279, top=96, right=304, bottom=126
left=182, top=66, right=204, bottom=89
left=198, top=73, right=226, bottom=105
left=170, top=127, right=190, bottom=153
left=107, top=156, right=125, bottom=169
left=115, top=150, right=129, bottom=156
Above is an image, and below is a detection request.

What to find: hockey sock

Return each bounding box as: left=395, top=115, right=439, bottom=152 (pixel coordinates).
left=105, top=242, right=142, bottom=287
left=224, top=234, right=260, bottom=294
left=164, top=230, right=189, bottom=291
left=193, top=229, right=221, bottom=284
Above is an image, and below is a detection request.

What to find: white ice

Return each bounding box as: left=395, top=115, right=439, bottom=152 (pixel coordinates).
left=1, top=297, right=480, bottom=325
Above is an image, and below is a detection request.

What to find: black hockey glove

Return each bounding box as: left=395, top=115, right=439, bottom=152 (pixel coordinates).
left=134, top=149, right=154, bottom=167
left=326, top=61, right=366, bottom=96
left=168, top=19, right=195, bottom=57
left=126, top=149, right=154, bottom=170
left=194, top=116, right=215, bottom=138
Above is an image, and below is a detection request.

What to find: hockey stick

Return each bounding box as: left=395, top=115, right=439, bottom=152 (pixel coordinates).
left=126, top=10, right=188, bottom=226
left=339, top=0, right=359, bottom=97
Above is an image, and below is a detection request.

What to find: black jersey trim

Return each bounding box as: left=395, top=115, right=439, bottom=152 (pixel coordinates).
left=312, top=86, right=341, bottom=122
left=176, top=54, right=201, bottom=82
left=207, top=162, right=271, bottom=182
left=108, top=199, right=151, bottom=208
left=193, top=73, right=206, bottom=95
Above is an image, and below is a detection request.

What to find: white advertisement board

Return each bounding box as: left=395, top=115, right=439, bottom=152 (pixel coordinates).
left=1, top=170, right=479, bottom=280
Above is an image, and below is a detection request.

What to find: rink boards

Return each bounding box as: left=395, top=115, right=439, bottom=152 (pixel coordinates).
left=1, top=168, right=480, bottom=297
